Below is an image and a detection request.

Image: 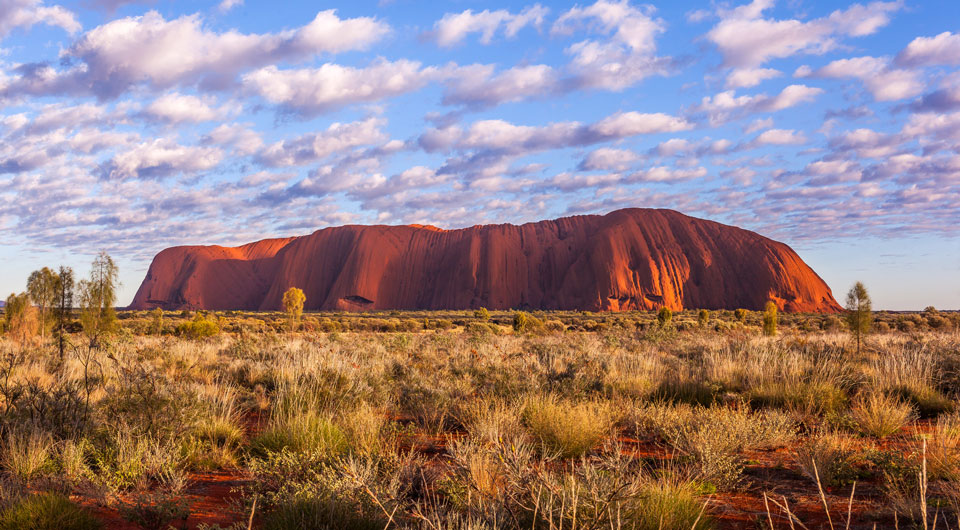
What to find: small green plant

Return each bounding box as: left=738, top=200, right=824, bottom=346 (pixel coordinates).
left=0, top=493, right=102, bottom=530
left=474, top=307, right=490, bottom=320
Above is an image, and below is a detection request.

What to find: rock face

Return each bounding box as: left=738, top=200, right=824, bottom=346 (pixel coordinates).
left=130, top=208, right=842, bottom=312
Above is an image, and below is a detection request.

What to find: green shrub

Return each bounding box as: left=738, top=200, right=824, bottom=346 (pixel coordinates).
left=762, top=301, right=777, bottom=336
left=697, top=309, right=710, bottom=328
left=175, top=312, right=220, bottom=339
left=657, top=307, right=672, bottom=327
left=512, top=311, right=543, bottom=333
left=734, top=308, right=747, bottom=323
left=0, top=493, right=102, bottom=530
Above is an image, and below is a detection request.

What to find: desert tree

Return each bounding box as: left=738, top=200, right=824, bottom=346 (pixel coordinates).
left=150, top=307, right=164, bottom=335
left=27, top=267, right=58, bottom=340
left=845, top=281, right=872, bottom=355
left=78, top=252, right=119, bottom=348
left=53, top=266, right=74, bottom=361
left=474, top=307, right=491, bottom=321
left=762, top=301, right=778, bottom=336
left=282, top=287, right=306, bottom=331
left=4, top=292, right=38, bottom=346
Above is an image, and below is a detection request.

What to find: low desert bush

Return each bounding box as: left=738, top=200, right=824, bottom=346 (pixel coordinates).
left=795, top=432, right=861, bottom=487
left=250, top=450, right=415, bottom=530
left=0, top=493, right=102, bottom=530
left=522, top=396, right=615, bottom=458
left=638, top=403, right=796, bottom=489
left=849, top=393, right=915, bottom=438
left=512, top=312, right=543, bottom=334
left=174, top=312, right=220, bottom=339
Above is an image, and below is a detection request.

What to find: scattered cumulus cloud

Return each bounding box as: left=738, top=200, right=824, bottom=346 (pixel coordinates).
left=433, top=4, right=548, bottom=47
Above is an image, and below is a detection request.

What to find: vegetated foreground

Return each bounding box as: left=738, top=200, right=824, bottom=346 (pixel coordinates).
left=130, top=208, right=842, bottom=313
left=0, top=308, right=958, bottom=529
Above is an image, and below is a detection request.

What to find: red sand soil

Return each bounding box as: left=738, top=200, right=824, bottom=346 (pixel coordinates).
left=129, top=208, right=842, bottom=313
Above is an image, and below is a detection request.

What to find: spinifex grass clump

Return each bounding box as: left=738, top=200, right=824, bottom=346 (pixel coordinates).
left=849, top=393, right=915, bottom=439
left=0, top=493, right=102, bottom=530
left=521, top=395, right=616, bottom=458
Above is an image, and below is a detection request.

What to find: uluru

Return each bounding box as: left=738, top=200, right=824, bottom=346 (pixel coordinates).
left=129, top=208, right=841, bottom=313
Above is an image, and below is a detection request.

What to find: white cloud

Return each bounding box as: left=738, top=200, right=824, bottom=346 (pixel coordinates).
left=552, top=0, right=668, bottom=91
left=753, top=128, right=807, bottom=145
left=105, top=139, right=223, bottom=179
left=590, top=111, right=692, bottom=138
left=579, top=147, right=639, bottom=171
left=693, top=84, right=822, bottom=125
left=144, top=92, right=234, bottom=123
left=218, top=0, right=243, bottom=13
left=814, top=56, right=923, bottom=101
left=442, top=64, right=557, bottom=108
left=258, top=117, right=387, bottom=167
left=202, top=123, right=263, bottom=156
left=243, top=60, right=438, bottom=116
left=829, top=128, right=900, bottom=158
left=744, top=117, right=773, bottom=134
left=24, top=103, right=106, bottom=135
left=896, top=31, right=960, bottom=67
left=434, top=4, right=547, bottom=46
left=0, top=0, right=79, bottom=39
left=25, top=9, right=390, bottom=99
left=902, top=111, right=960, bottom=143
left=707, top=0, right=902, bottom=68
left=653, top=138, right=692, bottom=157
left=725, top=67, right=780, bottom=89
left=633, top=166, right=708, bottom=182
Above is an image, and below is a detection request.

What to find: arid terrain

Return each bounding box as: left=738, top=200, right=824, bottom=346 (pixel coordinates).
left=0, top=308, right=956, bottom=529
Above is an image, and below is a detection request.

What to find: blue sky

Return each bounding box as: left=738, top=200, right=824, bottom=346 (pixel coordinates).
left=0, top=0, right=958, bottom=310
